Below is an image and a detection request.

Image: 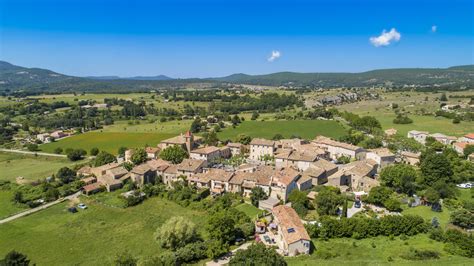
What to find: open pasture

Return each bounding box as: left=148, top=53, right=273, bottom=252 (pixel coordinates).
left=217, top=120, right=347, bottom=141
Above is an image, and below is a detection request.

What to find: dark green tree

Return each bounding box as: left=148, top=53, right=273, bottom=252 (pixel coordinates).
left=250, top=186, right=267, bottom=207
left=159, top=145, right=188, bottom=164
left=380, top=164, right=418, bottom=195
left=94, top=151, right=116, bottom=167
left=229, top=243, right=287, bottom=266
left=0, top=250, right=30, bottom=266
left=420, top=152, right=453, bottom=186
left=315, top=189, right=343, bottom=216
left=89, top=147, right=99, bottom=156
left=130, top=148, right=147, bottom=165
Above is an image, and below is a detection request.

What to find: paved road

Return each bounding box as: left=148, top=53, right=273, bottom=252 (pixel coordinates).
left=0, top=148, right=67, bottom=158
left=0, top=192, right=81, bottom=225
left=206, top=242, right=252, bottom=266
left=347, top=202, right=363, bottom=218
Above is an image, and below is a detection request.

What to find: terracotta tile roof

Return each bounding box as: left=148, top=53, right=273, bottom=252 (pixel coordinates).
left=177, top=159, right=205, bottom=172
left=164, top=165, right=178, bottom=174
left=302, top=167, right=325, bottom=179
left=190, top=146, right=220, bottom=155
left=204, top=168, right=234, bottom=182
left=107, top=166, right=128, bottom=177
left=188, top=172, right=211, bottom=183
left=81, top=177, right=96, bottom=183
left=77, top=166, right=92, bottom=175
left=401, top=151, right=420, bottom=158
left=272, top=205, right=310, bottom=244
left=275, top=149, right=319, bottom=162
left=311, top=159, right=337, bottom=172
left=250, top=138, right=275, bottom=146
left=146, top=159, right=170, bottom=171
left=93, top=162, right=121, bottom=173
left=464, top=133, right=474, bottom=139
left=369, top=148, right=395, bottom=157
left=229, top=172, right=247, bottom=185
left=296, top=175, right=312, bottom=185
left=131, top=164, right=152, bottom=175
left=454, top=142, right=469, bottom=149
left=313, top=136, right=362, bottom=151
left=82, top=182, right=103, bottom=192
left=226, top=142, right=243, bottom=148
left=145, top=147, right=161, bottom=154
left=272, top=168, right=300, bottom=186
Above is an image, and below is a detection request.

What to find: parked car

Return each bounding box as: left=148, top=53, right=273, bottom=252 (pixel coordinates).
left=456, top=183, right=473, bottom=189
left=235, top=238, right=245, bottom=245
left=354, top=200, right=361, bottom=208
left=263, top=235, right=271, bottom=244
left=77, top=203, right=87, bottom=209
left=68, top=207, right=78, bottom=213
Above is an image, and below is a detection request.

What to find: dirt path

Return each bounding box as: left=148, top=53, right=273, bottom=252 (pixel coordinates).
left=0, top=192, right=81, bottom=225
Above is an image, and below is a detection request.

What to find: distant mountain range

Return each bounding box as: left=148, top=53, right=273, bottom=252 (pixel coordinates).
left=0, top=60, right=473, bottom=94
left=85, top=75, right=173, bottom=81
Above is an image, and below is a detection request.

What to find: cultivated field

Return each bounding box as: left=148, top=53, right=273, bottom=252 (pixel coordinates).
left=0, top=197, right=207, bottom=265
left=218, top=120, right=347, bottom=141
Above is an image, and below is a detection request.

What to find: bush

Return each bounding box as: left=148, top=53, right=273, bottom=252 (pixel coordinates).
left=450, top=209, right=474, bottom=229
left=401, top=249, right=440, bottom=260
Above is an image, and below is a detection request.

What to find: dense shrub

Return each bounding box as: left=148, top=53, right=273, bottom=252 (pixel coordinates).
left=306, top=215, right=427, bottom=239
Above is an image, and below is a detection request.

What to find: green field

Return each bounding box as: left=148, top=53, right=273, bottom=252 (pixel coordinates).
left=101, top=120, right=191, bottom=133
left=402, top=206, right=452, bottom=229
left=235, top=203, right=264, bottom=219
left=0, top=197, right=207, bottom=265
left=376, top=114, right=474, bottom=137
left=217, top=120, right=347, bottom=141
left=0, top=190, right=27, bottom=219
left=40, top=132, right=174, bottom=155
left=0, top=152, right=81, bottom=182
left=286, top=234, right=470, bottom=265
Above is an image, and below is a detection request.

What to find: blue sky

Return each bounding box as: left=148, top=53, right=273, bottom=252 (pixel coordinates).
left=0, top=0, right=473, bottom=78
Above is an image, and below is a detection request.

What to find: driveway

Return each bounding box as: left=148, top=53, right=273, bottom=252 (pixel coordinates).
left=206, top=242, right=252, bottom=266
left=0, top=192, right=81, bottom=224
left=0, top=148, right=67, bottom=158
left=347, top=202, right=363, bottom=218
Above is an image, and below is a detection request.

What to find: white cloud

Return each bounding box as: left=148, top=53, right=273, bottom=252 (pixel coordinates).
left=369, top=28, right=401, bottom=47
left=267, top=50, right=281, bottom=62
left=431, top=25, right=437, bottom=33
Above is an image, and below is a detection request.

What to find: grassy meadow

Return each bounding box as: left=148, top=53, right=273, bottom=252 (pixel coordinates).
left=0, top=152, right=82, bottom=182
left=0, top=197, right=208, bottom=265
left=0, top=190, right=27, bottom=219
left=286, top=234, right=471, bottom=265
left=218, top=120, right=347, bottom=141
left=235, top=203, right=264, bottom=219
left=40, top=132, right=174, bottom=155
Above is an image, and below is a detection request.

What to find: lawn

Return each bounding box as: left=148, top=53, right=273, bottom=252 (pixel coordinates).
left=40, top=132, right=175, bottom=155
left=217, top=120, right=347, bottom=141
left=0, top=190, right=27, bottom=219
left=375, top=114, right=474, bottom=137
left=0, top=197, right=208, bottom=265
left=101, top=119, right=191, bottom=133
left=235, top=203, right=264, bottom=219
left=286, top=234, right=471, bottom=265
left=0, top=152, right=82, bottom=182
left=402, top=206, right=451, bottom=229
left=456, top=188, right=473, bottom=204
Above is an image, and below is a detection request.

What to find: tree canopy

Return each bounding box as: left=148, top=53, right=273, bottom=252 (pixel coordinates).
left=229, top=243, right=287, bottom=266
left=155, top=216, right=198, bottom=251
left=159, top=145, right=188, bottom=164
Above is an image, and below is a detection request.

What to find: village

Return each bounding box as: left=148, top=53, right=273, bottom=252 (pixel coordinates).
left=70, top=128, right=474, bottom=258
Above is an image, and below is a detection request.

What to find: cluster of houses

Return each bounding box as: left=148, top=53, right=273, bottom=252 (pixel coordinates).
left=408, top=131, right=474, bottom=155
left=74, top=129, right=473, bottom=256
left=36, top=130, right=71, bottom=143
left=76, top=131, right=401, bottom=202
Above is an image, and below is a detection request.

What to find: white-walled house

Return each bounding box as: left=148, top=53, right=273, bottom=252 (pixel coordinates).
left=365, top=148, right=395, bottom=171
left=272, top=205, right=311, bottom=256
left=249, top=138, right=275, bottom=161
left=189, top=146, right=221, bottom=163
left=407, top=130, right=430, bottom=144
left=312, top=136, right=365, bottom=160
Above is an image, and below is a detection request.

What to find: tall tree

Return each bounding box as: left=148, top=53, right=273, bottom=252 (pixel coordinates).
left=420, top=152, right=453, bottom=185
left=155, top=217, right=198, bottom=251
left=229, top=243, right=287, bottom=266
left=380, top=164, right=418, bottom=195
left=0, top=250, right=31, bottom=266
left=130, top=148, right=147, bottom=165
left=159, top=145, right=188, bottom=164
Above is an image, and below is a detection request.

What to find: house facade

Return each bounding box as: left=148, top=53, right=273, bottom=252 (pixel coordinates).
left=249, top=138, right=275, bottom=161
left=272, top=205, right=311, bottom=256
